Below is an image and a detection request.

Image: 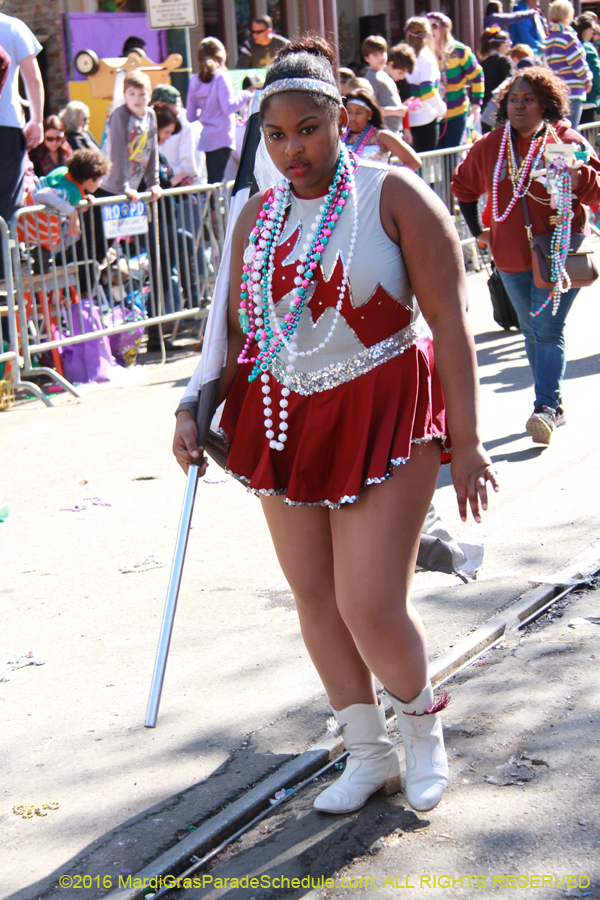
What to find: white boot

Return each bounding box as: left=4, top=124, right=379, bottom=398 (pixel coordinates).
left=313, top=700, right=402, bottom=814
left=388, top=684, right=449, bottom=812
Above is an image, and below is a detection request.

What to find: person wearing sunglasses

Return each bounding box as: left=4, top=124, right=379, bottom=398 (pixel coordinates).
left=28, top=115, right=73, bottom=178
left=235, top=14, right=289, bottom=69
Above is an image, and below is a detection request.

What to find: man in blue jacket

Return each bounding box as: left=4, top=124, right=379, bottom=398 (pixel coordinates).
left=508, top=0, right=547, bottom=58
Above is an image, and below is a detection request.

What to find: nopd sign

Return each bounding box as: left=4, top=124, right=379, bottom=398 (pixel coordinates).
left=102, top=201, right=149, bottom=239
left=146, top=0, right=197, bottom=29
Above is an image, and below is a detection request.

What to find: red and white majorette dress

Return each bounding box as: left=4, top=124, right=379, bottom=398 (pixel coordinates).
left=220, top=160, right=450, bottom=507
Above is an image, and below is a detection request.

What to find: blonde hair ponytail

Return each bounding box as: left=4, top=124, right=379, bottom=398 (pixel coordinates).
left=198, top=37, right=227, bottom=83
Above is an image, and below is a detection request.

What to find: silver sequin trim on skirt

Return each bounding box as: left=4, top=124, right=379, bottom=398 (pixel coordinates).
left=271, top=318, right=431, bottom=395
left=224, top=445, right=430, bottom=509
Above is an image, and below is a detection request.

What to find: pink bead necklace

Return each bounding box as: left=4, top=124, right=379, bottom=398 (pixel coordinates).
left=492, top=122, right=548, bottom=223
left=236, top=146, right=357, bottom=451
left=343, top=124, right=376, bottom=157
left=531, top=156, right=572, bottom=318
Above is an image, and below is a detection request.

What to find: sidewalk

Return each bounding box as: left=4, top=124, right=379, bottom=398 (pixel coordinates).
left=2, top=266, right=599, bottom=900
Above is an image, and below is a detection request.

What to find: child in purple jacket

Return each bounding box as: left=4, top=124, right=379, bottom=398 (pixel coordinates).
left=186, top=37, right=253, bottom=184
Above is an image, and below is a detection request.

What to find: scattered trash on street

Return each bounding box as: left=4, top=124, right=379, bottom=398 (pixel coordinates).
left=1, top=651, right=46, bottom=683
left=485, top=751, right=549, bottom=786
left=269, top=788, right=293, bottom=805
left=12, top=801, right=59, bottom=819
left=119, top=555, right=167, bottom=574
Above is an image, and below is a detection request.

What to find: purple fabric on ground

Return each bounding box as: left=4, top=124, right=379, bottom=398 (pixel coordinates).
left=61, top=299, right=117, bottom=383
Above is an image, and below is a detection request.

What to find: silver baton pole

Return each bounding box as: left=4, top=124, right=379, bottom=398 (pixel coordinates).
left=144, top=381, right=219, bottom=728
left=144, top=91, right=263, bottom=727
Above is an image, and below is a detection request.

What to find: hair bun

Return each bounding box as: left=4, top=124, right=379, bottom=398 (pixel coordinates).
left=273, top=34, right=336, bottom=67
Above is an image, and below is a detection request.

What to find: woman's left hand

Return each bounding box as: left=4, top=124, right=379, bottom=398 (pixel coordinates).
left=451, top=443, right=500, bottom=523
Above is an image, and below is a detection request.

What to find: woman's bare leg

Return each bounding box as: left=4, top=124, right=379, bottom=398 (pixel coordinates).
left=330, top=442, right=441, bottom=703
left=260, top=497, right=376, bottom=709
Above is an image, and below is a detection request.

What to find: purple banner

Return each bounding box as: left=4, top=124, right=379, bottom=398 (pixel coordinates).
left=63, top=12, right=168, bottom=82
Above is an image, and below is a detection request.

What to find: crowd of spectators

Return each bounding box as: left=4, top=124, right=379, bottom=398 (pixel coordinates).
left=0, top=2, right=598, bottom=289
left=341, top=1, right=600, bottom=152
left=1, top=2, right=598, bottom=235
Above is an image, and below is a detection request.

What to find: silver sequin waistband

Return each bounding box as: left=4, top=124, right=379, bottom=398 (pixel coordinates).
left=271, top=317, right=432, bottom=395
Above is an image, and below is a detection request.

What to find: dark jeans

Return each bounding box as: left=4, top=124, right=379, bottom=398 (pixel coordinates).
left=568, top=98, right=584, bottom=130
left=497, top=268, right=579, bottom=411
left=410, top=120, right=439, bottom=153
left=206, top=147, right=232, bottom=184
left=0, top=126, right=27, bottom=278
left=437, top=113, right=468, bottom=149
left=89, top=186, right=116, bottom=263
left=146, top=213, right=198, bottom=316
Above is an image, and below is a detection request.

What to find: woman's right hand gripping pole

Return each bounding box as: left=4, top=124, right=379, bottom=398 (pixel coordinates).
left=173, top=410, right=209, bottom=476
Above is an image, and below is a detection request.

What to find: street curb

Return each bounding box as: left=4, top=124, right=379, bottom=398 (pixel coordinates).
left=429, top=583, right=561, bottom=684
left=102, top=580, right=564, bottom=899
left=104, top=738, right=345, bottom=900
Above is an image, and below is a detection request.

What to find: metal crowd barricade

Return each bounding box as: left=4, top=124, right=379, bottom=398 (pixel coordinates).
left=8, top=182, right=229, bottom=401
left=0, top=217, right=51, bottom=407
left=578, top=121, right=600, bottom=148
left=418, top=121, right=600, bottom=224
left=416, top=143, right=483, bottom=267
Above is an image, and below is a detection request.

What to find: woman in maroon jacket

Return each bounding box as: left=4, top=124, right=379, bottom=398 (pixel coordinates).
left=452, top=68, right=600, bottom=445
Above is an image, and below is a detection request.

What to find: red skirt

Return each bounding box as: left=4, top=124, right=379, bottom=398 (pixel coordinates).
left=220, top=336, right=450, bottom=508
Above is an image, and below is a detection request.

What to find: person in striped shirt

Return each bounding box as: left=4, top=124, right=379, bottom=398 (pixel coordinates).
left=403, top=17, right=447, bottom=152
left=545, top=0, right=592, bottom=129
left=426, top=12, right=485, bottom=149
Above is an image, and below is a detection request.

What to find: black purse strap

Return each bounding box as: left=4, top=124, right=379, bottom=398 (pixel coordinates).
left=521, top=194, right=535, bottom=248
left=511, top=136, right=537, bottom=247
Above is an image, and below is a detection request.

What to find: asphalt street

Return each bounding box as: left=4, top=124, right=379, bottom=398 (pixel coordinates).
left=1, top=265, right=599, bottom=900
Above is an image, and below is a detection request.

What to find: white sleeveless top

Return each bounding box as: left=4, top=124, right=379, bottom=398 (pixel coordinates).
left=268, top=160, right=430, bottom=394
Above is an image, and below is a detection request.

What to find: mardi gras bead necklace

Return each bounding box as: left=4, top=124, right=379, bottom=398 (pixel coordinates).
left=531, top=154, right=572, bottom=318
left=492, top=122, right=548, bottom=222
left=237, top=144, right=358, bottom=451
left=343, top=124, right=376, bottom=157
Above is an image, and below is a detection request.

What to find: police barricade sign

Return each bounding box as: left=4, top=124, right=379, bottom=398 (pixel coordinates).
left=102, top=200, right=149, bottom=239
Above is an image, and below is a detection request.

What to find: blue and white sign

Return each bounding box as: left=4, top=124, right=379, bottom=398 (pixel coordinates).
left=102, top=201, right=149, bottom=239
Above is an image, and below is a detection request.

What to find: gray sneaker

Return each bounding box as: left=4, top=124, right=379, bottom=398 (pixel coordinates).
left=526, top=406, right=556, bottom=444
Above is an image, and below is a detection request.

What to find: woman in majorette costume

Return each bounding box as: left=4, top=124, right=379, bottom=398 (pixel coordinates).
left=452, top=68, right=600, bottom=446
left=174, top=38, right=498, bottom=816
left=343, top=89, right=422, bottom=170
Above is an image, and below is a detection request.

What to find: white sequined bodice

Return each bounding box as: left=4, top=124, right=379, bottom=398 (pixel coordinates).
left=268, top=160, right=426, bottom=392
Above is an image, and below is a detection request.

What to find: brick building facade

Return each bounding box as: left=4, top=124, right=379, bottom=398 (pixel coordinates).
left=2, top=0, right=68, bottom=113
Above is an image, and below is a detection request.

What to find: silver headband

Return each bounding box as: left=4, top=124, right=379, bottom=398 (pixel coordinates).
left=345, top=98, right=372, bottom=111
left=260, top=77, right=342, bottom=106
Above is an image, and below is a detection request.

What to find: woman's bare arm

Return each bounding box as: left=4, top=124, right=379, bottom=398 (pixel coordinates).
left=380, top=168, right=499, bottom=521
left=378, top=129, right=422, bottom=171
